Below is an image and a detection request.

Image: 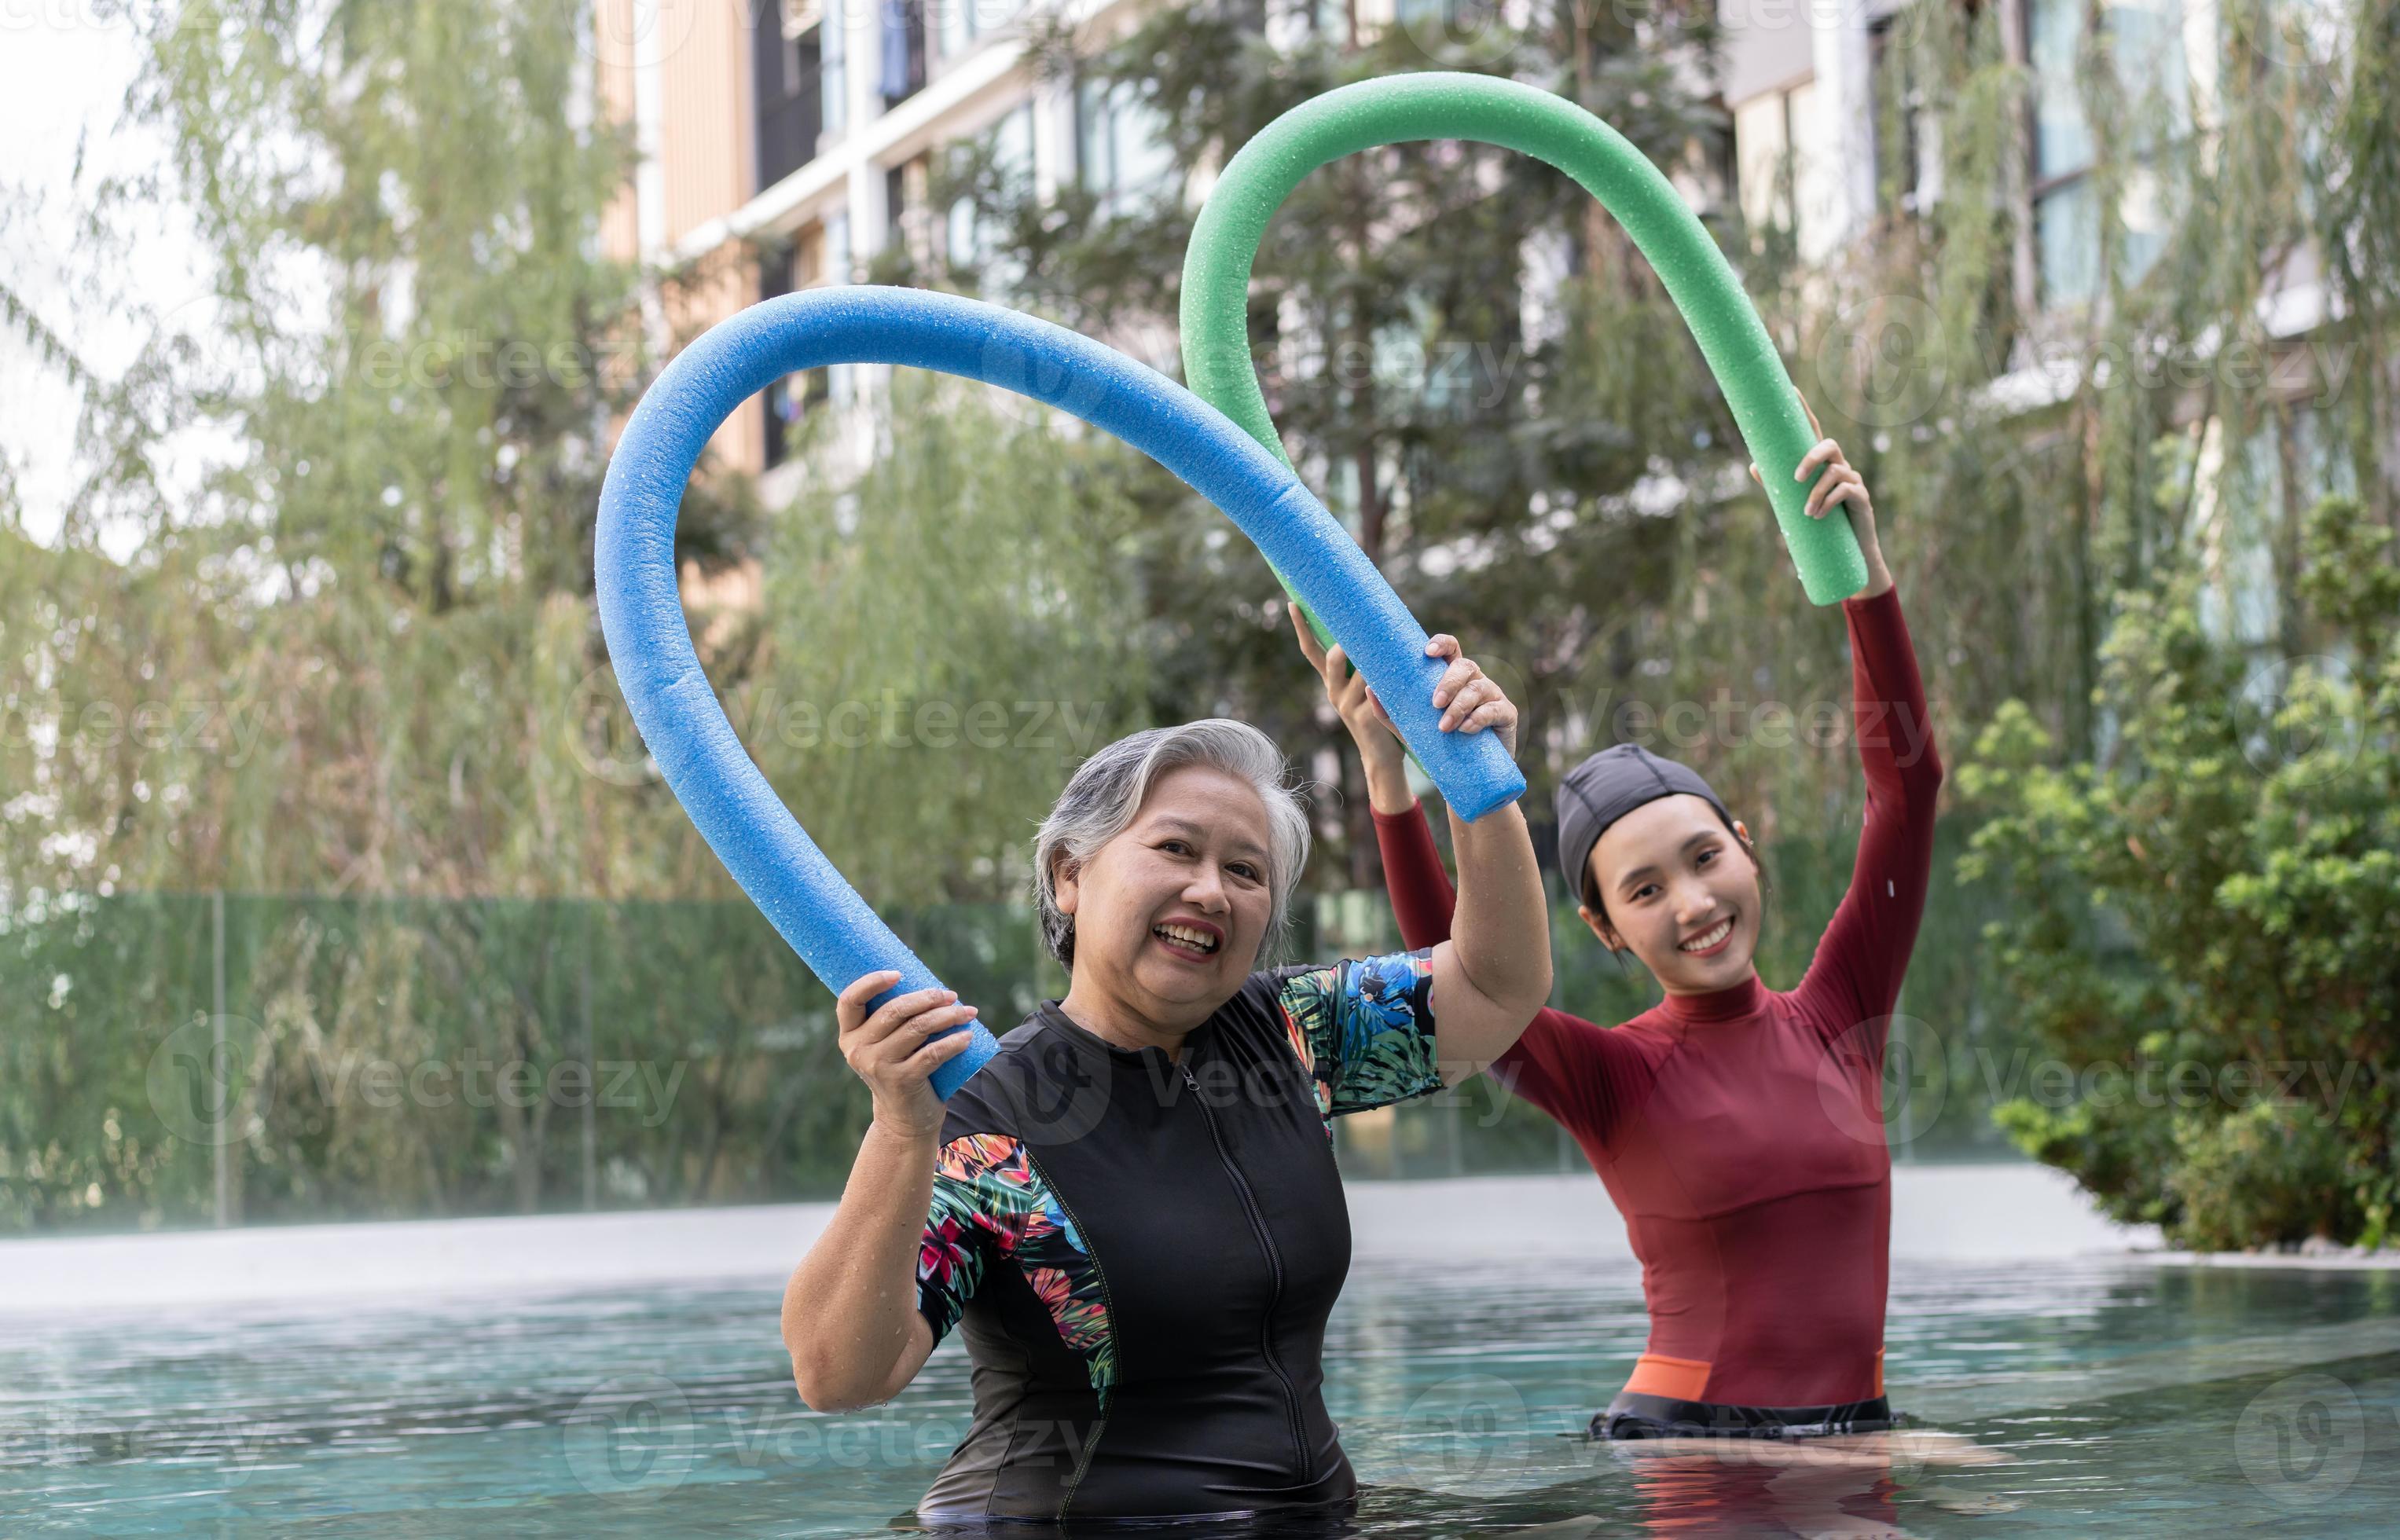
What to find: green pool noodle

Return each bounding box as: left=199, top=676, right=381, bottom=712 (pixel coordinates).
left=1180, top=71, right=1870, bottom=634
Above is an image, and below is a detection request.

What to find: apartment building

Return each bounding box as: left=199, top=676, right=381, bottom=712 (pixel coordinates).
left=596, top=0, right=1170, bottom=497
left=602, top=0, right=2349, bottom=643
left=1727, top=0, right=2349, bottom=649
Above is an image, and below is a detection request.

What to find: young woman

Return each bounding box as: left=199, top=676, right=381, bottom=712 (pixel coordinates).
left=781, top=654, right=1550, bottom=1521
left=1305, top=416, right=1957, bottom=1452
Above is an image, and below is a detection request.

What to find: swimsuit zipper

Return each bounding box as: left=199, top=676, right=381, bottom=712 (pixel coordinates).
left=1179, top=1056, right=1309, bottom=1476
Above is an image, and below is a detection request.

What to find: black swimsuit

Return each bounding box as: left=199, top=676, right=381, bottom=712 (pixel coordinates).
left=909, top=950, right=1444, bottom=1521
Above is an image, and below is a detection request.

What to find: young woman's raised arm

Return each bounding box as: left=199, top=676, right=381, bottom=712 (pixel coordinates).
left=1755, top=416, right=1947, bottom=1037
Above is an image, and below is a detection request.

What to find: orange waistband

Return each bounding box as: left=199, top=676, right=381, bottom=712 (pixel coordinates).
left=1622, top=1353, right=1712, bottom=1402
left=1620, top=1346, right=1886, bottom=1405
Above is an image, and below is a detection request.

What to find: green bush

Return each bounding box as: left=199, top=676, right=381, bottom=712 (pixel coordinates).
left=1958, top=495, right=2400, bottom=1250
left=2166, top=1099, right=2367, bottom=1252
left=1991, top=1096, right=2184, bottom=1230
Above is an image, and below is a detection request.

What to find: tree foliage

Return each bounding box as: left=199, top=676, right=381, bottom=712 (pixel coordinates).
left=1, top=0, right=765, bottom=906
left=5, top=0, right=2398, bottom=1238
left=0, top=0, right=751, bottom=1226
left=941, top=0, right=2400, bottom=1247
left=748, top=375, right=1157, bottom=907
left=1959, top=496, right=2398, bottom=1247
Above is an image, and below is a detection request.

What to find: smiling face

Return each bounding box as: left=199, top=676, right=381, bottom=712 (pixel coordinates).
left=1051, top=763, right=1277, bottom=1032
left=1577, top=794, right=1763, bottom=993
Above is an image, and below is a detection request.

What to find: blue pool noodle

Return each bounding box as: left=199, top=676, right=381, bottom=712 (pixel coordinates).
left=595, top=286, right=1525, bottom=1098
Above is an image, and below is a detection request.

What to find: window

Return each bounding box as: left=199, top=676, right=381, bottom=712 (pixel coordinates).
left=821, top=0, right=846, bottom=138
left=2030, top=0, right=2096, bottom=306
left=2288, top=402, right=2357, bottom=509
left=755, top=0, right=825, bottom=191
left=878, top=0, right=927, bottom=104
left=761, top=229, right=833, bottom=470
left=2028, top=0, right=2192, bottom=308
left=1734, top=88, right=1796, bottom=236
left=2189, top=406, right=2349, bottom=650
left=887, top=156, right=938, bottom=270
left=2203, top=418, right=2284, bottom=647
left=937, top=0, right=1025, bottom=64
left=1731, top=78, right=1832, bottom=262
left=946, top=104, right=1033, bottom=295
left=1392, top=0, right=1462, bottom=30
left=1077, top=78, right=1176, bottom=210
left=1869, top=9, right=1939, bottom=216
left=824, top=211, right=851, bottom=287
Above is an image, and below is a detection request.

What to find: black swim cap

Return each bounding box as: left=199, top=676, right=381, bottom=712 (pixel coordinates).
left=1554, top=744, right=1736, bottom=910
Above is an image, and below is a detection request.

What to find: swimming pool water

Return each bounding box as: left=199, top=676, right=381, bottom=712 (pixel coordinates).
left=5, top=1252, right=2396, bottom=1536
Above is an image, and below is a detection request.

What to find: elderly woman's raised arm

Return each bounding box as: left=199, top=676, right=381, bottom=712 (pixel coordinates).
left=1430, top=779, right=1552, bottom=1080
left=781, top=970, right=980, bottom=1412
left=1293, top=614, right=1552, bottom=1085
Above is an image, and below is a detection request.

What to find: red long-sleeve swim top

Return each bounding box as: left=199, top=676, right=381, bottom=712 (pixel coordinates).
left=1373, top=585, right=1944, bottom=1409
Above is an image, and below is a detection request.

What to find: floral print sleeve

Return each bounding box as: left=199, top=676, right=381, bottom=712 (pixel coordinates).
left=915, top=1134, right=1117, bottom=1405
left=1275, top=948, right=1443, bottom=1125
left=916, top=1134, right=1007, bottom=1346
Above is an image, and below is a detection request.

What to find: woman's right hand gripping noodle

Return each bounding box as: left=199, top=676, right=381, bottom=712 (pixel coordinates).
left=1297, top=605, right=1635, bottom=1109
left=780, top=970, right=982, bottom=1412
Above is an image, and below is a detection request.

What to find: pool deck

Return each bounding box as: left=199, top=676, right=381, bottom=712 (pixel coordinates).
left=0, top=1164, right=2383, bottom=1317
left=2137, top=1248, right=2400, bottom=1270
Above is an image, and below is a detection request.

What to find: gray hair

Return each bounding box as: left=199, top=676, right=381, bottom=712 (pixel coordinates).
left=1033, top=719, right=1312, bottom=970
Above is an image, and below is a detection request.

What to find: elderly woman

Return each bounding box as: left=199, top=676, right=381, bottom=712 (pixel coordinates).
left=780, top=639, right=1550, bottom=1523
